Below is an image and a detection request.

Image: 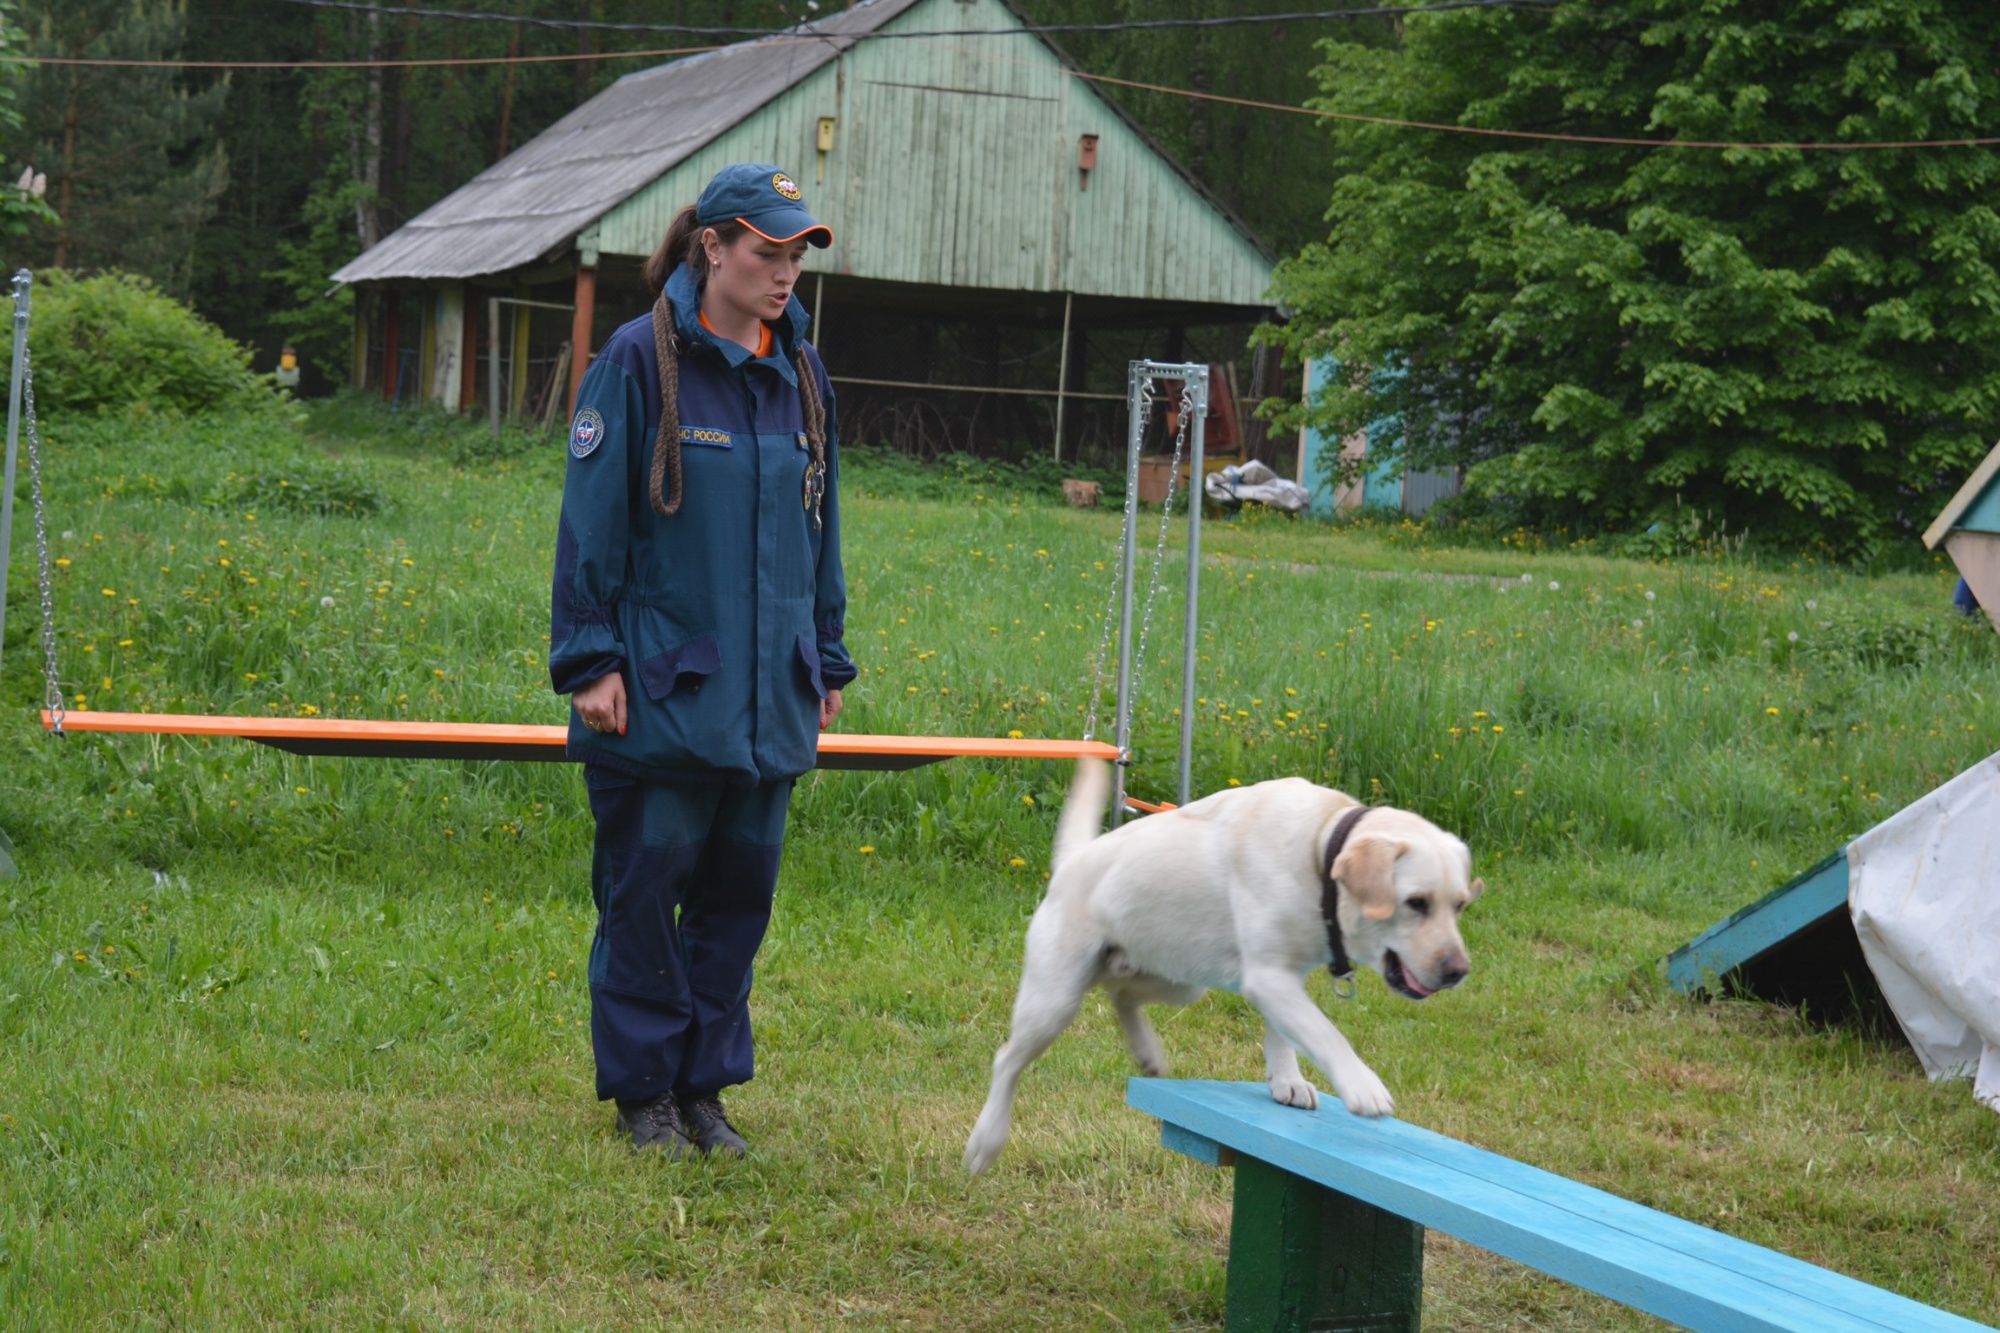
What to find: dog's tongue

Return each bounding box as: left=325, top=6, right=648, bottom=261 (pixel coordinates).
left=1396, top=954, right=1435, bottom=998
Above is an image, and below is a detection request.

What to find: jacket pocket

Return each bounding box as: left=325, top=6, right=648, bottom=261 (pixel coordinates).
left=795, top=634, right=827, bottom=700
left=639, top=634, right=722, bottom=701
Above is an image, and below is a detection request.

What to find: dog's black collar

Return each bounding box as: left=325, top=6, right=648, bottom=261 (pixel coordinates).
left=1321, top=805, right=1373, bottom=992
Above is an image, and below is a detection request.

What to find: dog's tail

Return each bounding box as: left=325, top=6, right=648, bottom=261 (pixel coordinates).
left=1051, top=758, right=1110, bottom=874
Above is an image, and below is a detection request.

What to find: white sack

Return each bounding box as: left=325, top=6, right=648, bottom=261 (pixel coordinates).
left=1204, top=460, right=1311, bottom=514
left=1846, top=751, right=2000, bottom=1113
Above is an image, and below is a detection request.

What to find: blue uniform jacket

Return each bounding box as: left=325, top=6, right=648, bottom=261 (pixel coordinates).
left=549, top=267, right=858, bottom=784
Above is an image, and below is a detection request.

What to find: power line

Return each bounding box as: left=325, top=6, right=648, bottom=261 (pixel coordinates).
left=270, top=0, right=1546, bottom=37
left=32, top=4, right=1999, bottom=151
left=1071, top=66, right=2000, bottom=150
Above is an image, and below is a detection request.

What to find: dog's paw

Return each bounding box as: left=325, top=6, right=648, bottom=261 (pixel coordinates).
left=1268, top=1076, right=1319, bottom=1110
left=963, top=1121, right=1008, bottom=1176
left=1336, top=1067, right=1395, bottom=1117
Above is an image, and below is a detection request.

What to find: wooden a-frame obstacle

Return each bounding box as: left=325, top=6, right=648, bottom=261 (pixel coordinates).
left=1667, top=441, right=2000, bottom=1016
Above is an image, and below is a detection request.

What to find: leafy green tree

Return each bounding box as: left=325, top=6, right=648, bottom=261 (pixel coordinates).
left=0, top=0, right=57, bottom=242
left=8, top=0, right=227, bottom=295
left=1264, top=0, right=2000, bottom=553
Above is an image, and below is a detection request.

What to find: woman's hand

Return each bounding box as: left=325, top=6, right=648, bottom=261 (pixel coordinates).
left=820, top=688, right=843, bottom=731
left=574, top=670, right=627, bottom=736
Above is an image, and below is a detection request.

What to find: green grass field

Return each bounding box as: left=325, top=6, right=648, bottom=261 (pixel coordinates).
left=3, top=400, right=1998, bottom=1330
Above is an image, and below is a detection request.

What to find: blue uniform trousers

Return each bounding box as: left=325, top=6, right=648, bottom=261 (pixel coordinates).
left=584, top=767, right=792, bottom=1103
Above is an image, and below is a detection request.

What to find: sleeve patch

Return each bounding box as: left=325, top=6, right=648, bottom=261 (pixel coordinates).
left=570, top=408, right=606, bottom=458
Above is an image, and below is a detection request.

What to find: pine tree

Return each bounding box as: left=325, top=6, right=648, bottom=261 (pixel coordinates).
left=10, top=0, right=227, bottom=295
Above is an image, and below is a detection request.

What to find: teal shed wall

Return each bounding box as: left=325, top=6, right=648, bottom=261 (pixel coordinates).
left=1959, top=475, right=2000, bottom=536
left=593, top=0, right=1272, bottom=308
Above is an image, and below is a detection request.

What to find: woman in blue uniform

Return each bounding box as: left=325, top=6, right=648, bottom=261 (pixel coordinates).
left=549, top=163, right=856, bottom=1158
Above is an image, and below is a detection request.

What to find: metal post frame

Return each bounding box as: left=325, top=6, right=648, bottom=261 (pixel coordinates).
left=1111, top=362, right=1145, bottom=824
left=0, top=270, right=26, bottom=673
left=1110, top=359, right=1208, bottom=824
left=1180, top=390, right=1206, bottom=808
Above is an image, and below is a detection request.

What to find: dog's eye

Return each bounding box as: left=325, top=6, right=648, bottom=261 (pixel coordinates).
left=1406, top=896, right=1431, bottom=917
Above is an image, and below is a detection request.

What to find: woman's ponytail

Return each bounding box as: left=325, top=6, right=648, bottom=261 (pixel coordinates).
left=643, top=206, right=701, bottom=293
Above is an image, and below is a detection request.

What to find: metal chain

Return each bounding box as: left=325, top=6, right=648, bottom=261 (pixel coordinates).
left=23, top=343, right=64, bottom=734
left=1083, top=378, right=1155, bottom=742
left=1125, top=377, right=1195, bottom=725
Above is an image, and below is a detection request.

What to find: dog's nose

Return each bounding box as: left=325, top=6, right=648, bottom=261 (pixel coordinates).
left=1436, top=960, right=1469, bottom=989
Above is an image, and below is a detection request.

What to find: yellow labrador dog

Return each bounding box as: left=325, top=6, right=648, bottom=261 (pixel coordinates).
left=964, top=760, right=1481, bottom=1175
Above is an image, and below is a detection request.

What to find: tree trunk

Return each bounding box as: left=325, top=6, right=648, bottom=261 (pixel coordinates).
left=497, top=22, right=521, bottom=161
left=574, top=0, right=593, bottom=107
left=54, top=70, right=79, bottom=267
left=359, top=9, right=383, bottom=250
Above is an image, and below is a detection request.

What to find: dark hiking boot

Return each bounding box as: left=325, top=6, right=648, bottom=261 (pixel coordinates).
left=615, top=1094, right=694, bottom=1158
left=678, top=1095, right=749, bottom=1158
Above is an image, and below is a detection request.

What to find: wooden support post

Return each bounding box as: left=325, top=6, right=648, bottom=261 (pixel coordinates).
left=1226, top=1156, right=1423, bottom=1333
left=568, top=263, right=596, bottom=416
left=351, top=290, right=370, bottom=391
left=487, top=295, right=501, bottom=436
left=509, top=291, right=532, bottom=418
left=1053, top=290, right=1072, bottom=462
left=459, top=295, right=479, bottom=412
left=810, top=271, right=825, bottom=348
left=380, top=296, right=399, bottom=402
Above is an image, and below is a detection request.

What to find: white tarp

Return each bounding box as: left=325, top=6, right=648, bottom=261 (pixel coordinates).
left=1847, top=750, right=2000, bottom=1113
left=1204, top=460, right=1311, bottom=514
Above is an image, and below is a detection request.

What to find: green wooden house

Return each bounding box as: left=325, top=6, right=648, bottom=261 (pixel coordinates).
left=331, top=0, right=1275, bottom=459
left=1924, top=442, right=2000, bottom=628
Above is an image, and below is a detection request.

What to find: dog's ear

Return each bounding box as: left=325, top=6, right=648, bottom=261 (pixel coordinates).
left=1334, top=836, right=1408, bottom=920
left=1468, top=876, right=1485, bottom=901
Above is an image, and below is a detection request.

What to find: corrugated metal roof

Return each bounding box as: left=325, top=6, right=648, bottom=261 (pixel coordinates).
left=329, top=0, right=926, bottom=285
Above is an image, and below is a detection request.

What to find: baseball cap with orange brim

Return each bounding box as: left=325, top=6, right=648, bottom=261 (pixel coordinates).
left=695, top=163, right=834, bottom=248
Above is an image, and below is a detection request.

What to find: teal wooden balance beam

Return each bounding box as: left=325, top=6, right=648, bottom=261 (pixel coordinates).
left=1129, top=1078, right=1994, bottom=1333
left=1664, top=850, right=1869, bottom=1013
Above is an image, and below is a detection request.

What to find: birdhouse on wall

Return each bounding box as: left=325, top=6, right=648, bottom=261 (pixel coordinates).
left=1924, top=442, right=2000, bottom=631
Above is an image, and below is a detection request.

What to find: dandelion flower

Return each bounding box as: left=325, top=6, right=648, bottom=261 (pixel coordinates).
left=1787, top=631, right=1799, bottom=642
left=1007, top=729, right=1023, bottom=739
left=1548, top=580, right=1560, bottom=591
left=859, top=845, right=876, bottom=854
left=1227, top=778, right=1242, bottom=787
left=1765, top=707, right=1780, bottom=716
left=1022, top=795, right=1035, bottom=805
left=1009, top=858, right=1026, bottom=867
left=1632, top=619, right=1644, bottom=630
left=1806, top=599, right=1818, bottom=610
left=1644, top=590, right=1656, bottom=601
left=101, top=588, right=116, bottom=597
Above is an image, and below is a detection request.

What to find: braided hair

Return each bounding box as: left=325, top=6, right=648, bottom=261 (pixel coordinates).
left=642, top=206, right=828, bottom=518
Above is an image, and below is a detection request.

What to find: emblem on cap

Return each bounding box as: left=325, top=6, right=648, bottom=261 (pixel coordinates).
left=570, top=407, right=605, bottom=458
left=772, top=172, right=803, bottom=201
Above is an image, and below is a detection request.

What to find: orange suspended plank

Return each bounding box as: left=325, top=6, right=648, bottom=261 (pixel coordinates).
left=41, top=711, right=1117, bottom=771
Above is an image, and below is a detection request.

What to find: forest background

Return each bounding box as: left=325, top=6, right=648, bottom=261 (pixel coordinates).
left=7, top=1, right=2000, bottom=556
left=0, top=0, right=1356, bottom=397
